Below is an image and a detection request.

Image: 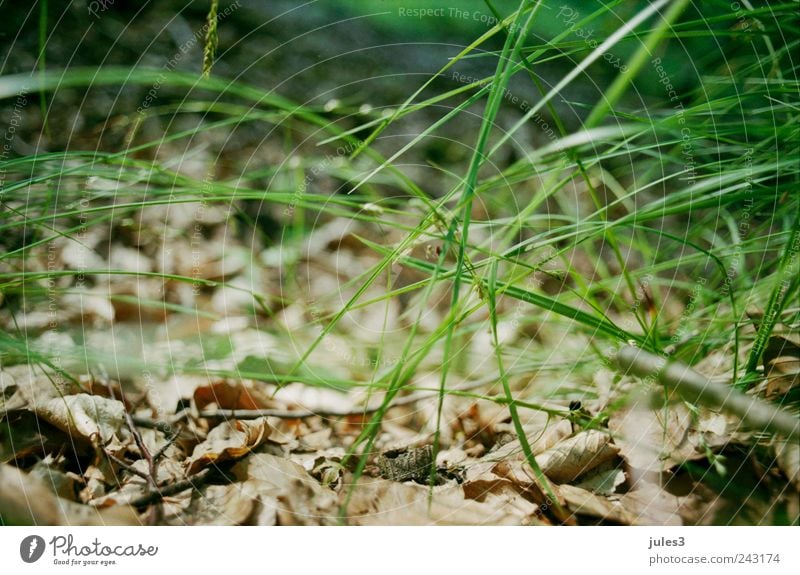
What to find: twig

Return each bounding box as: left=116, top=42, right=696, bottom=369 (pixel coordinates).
left=197, top=378, right=494, bottom=420
left=614, top=345, right=800, bottom=440
left=100, top=369, right=158, bottom=492
left=152, top=430, right=181, bottom=463
left=132, top=410, right=188, bottom=435
left=129, top=468, right=213, bottom=509
left=104, top=451, right=150, bottom=482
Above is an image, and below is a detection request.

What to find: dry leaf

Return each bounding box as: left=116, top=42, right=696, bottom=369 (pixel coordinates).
left=763, top=336, right=800, bottom=398
left=232, top=453, right=338, bottom=525
left=618, top=483, right=683, bottom=525
left=776, top=438, right=800, bottom=490
left=186, top=418, right=271, bottom=473
left=34, top=394, right=125, bottom=445
left=610, top=399, right=743, bottom=477
left=574, top=462, right=626, bottom=495
left=90, top=457, right=186, bottom=507
left=273, top=382, right=355, bottom=414
left=559, top=484, right=634, bottom=524
left=609, top=401, right=694, bottom=473
left=345, top=477, right=523, bottom=525
left=0, top=364, right=83, bottom=415
left=486, top=419, right=573, bottom=462
left=461, top=460, right=557, bottom=524
left=80, top=465, right=109, bottom=504
left=463, top=460, right=515, bottom=500
left=536, top=430, right=619, bottom=483
left=193, top=380, right=273, bottom=411
left=0, top=411, right=67, bottom=462
left=166, top=484, right=254, bottom=526
left=0, top=463, right=138, bottom=525
left=28, top=455, right=80, bottom=500
left=560, top=482, right=682, bottom=525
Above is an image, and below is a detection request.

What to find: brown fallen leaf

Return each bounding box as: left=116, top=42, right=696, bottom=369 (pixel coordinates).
left=536, top=430, right=619, bottom=483
left=34, top=394, right=125, bottom=445
left=186, top=418, right=271, bottom=474
left=484, top=419, right=573, bottom=462
left=559, top=482, right=682, bottom=525
left=166, top=484, right=254, bottom=526
left=0, top=364, right=83, bottom=415
left=28, top=455, right=80, bottom=501
left=0, top=463, right=138, bottom=525
left=462, top=459, right=517, bottom=501
left=461, top=460, right=560, bottom=524
left=609, top=401, right=693, bottom=473
left=193, top=380, right=274, bottom=411
left=232, top=453, right=338, bottom=525
left=559, top=484, right=634, bottom=524
left=345, top=477, right=524, bottom=525
left=0, top=411, right=67, bottom=462
left=610, top=401, right=742, bottom=477
left=763, top=335, right=800, bottom=398
left=618, top=483, right=683, bottom=525
left=574, top=461, right=627, bottom=496
left=776, top=438, right=799, bottom=490
left=90, top=457, right=186, bottom=508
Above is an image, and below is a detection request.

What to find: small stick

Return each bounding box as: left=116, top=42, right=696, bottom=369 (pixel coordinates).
left=129, top=468, right=213, bottom=509
left=152, top=430, right=181, bottom=463
left=614, top=345, right=800, bottom=440
left=132, top=410, right=188, bottom=435
left=104, top=451, right=150, bottom=482
left=99, top=368, right=158, bottom=492
left=197, top=383, right=480, bottom=420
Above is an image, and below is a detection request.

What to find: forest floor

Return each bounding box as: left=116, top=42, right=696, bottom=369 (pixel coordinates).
left=0, top=1, right=798, bottom=526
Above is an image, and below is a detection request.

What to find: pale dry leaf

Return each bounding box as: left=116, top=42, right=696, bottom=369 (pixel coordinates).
left=298, top=427, right=334, bottom=451
left=345, top=477, right=522, bottom=525
left=486, top=419, right=573, bottom=462
left=618, top=483, right=683, bottom=525
left=610, top=399, right=743, bottom=476
left=290, top=446, right=345, bottom=473
left=763, top=335, right=800, bottom=398
left=559, top=484, right=634, bottom=524
left=272, top=382, right=354, bottom=413
left=186, top=418, right=271, bottom=474
left=0, top=463, right=138, bottom=525
left=463, top=459, right=514, bottom=501
left=0, top=369, right=16, bottom=396
left=574, top=462, right=626, bottom=496
left=536, top=430, right=619, bottom=483
left=167, top=484, right=254, bottom=526
left=79, top=465, right=108, bottom=504
left=1, top=364, right=83, bottom=415
left=34, top=394, right=125, bottom=445
left=609, top=401, right=694, bottom=473
left=147, top=373, right=211, bottom=419
left=88, top=457, right=186, bottom=508
left=108, top=244, right=152, bottom=274
left=776, top=438, right=800, bottom=490
left=436, top=447, right=467, bottom=468
left=461, top=460, right=553, bottom=523
left=491, top=408, right=552, bottom=440
left=232, top=453, right=338, bottom=525
left=61, top=290, right=115, bottom=326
